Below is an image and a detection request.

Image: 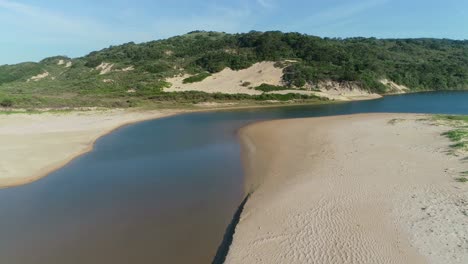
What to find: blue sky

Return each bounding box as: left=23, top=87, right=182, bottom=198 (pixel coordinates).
left=1, top=0, right=467, bottom=65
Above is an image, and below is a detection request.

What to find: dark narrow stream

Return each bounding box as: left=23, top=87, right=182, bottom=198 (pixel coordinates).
left=1, top=91, right=468, bottom=264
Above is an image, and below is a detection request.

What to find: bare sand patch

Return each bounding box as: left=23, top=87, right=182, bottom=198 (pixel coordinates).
left=381, top=79, right=410, bottom=94
left=27, top=71, right=49, bottom=82
left=121, top=66, right=134, bottom=72
left=227, top=114, right=467, bottom=264
left=164, top=62, right=283, bottom=95
left=58, top=59, right=72, bottom=68
left=96, top=62, right=114, bottom=75
left=311, top=80, right=383, bottom=100
left=0, top=109, right=179, bottom=188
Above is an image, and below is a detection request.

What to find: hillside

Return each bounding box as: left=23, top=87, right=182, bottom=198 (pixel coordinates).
left=1, top=31, right=467, bottom=108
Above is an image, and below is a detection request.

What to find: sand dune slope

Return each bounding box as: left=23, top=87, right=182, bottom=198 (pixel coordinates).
left=164, top=62, right=382, bottom=101
left=165, top=62, right=282, bottom=95
left=227, top=114, right=468, bottom=264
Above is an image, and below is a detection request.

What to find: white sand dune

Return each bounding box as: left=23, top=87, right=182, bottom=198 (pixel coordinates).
left=165, top=62, right=282, bottom=95
left=165, top=62, right=382, bottom=101
left=0, top=109, right=178, bottom=188
left=227, top=114, right=468, bottom=264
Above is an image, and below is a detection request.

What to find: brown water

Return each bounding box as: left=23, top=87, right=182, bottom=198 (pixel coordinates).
left=1, top=92, right=468, bottom=264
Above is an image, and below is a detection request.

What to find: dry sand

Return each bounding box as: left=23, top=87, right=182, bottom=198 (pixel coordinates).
left=165, top=62, right=283, bottom=95
left=0, top=109, right=178, bottom=188
left=164, top=62, right=382, bottom=101
left=227, top=114, right=468, bottom=264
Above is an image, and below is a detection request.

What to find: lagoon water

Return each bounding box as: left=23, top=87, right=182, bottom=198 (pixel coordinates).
left=1, top=91, right=468, bottom=264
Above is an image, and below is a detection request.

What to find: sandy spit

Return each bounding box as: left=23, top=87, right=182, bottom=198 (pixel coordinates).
left=0, top=109, right=179, bottom=189
left=227, top=114, right=468, bottom=264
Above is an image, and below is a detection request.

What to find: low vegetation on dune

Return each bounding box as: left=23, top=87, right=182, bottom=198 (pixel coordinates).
left=254, top=83, right=294, bottom=92
left=1, top=31, right=468, bottom=108
left=433, top=115, right=468, bottom=152
left=148, top=91, right=323, bottom=103
left=430, top=115, right=468, bottom=182
left=443, top=129, right=468, bottom=142
left=182, top=72, right=212, bottom=84
left=456, top=177, right=468, bottom=183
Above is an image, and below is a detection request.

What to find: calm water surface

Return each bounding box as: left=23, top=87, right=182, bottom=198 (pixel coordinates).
left=1, top=91, right=468, bottom=264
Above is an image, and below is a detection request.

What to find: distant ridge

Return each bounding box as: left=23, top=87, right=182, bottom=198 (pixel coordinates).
left=1, top=31, right=467, bottom=108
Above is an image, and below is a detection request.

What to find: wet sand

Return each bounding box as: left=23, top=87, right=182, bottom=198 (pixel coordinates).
left=227, top=114, right=468, bottom=264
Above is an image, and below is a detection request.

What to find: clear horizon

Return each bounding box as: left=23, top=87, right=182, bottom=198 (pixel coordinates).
left=1, top=0, right=468, bottom=65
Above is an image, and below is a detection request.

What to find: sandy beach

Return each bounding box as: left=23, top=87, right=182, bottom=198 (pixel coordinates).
left=0, top=109, right=178, bottom=188
left=227, top=114, right=468, bottom=264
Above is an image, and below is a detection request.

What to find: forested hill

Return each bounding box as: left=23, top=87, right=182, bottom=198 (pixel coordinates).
left=1, top=31, right=467, bottom=108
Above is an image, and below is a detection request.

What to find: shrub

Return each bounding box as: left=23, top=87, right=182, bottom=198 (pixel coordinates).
left=144, top=62, right=171, bottom=73
left=0, top=98, right=13, bottom=107
left=182, top=72, right=212, bottom=84
left=282, top=64, right=317, bottom=87
left=455, top=177, right=468, bottom=183
left=442, top=129, right=468, bottom=142
left=84, top=58, right=102, bottom=68
left=147, top=91, right=321, bottom=103
left=254, top=83, right=291, bottom=92
left=241, top=81, right=251, bottom=87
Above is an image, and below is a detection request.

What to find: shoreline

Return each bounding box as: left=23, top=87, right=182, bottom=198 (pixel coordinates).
left=0, top=88, right=458, bottom=189
left=0, top=109, right=183, bottom=189
left=227, top=114, right=468, bottom=263
left=0, top=88, right=455, bottom=190
left=0, top=96, right=378, bottom=190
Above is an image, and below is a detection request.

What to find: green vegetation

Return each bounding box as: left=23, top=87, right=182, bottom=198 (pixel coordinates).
left=182, top=72, right=212, bottom=84
left=459, top=172, right=468, bottom=183
left=455, top=177, right=468, bottom=183
left=254, top=83, right=292, bottom=92
left=148, top=91, right=322, bottom=103
left=0, top=98, right=13, bottom=107
left=429, top=115, right=468, bottom=182
left=433, top=115, right=468, bottom=154
left=0, top=108, right=78, bottom=115
left=1, top=31, right=468, bottom=108
left=0, top=62, right=43, bottom=85
left=449, top=142, right=468, bottom=150
left=442, top=129, right=468, bottom=142
left=434, top=115, right=468, bottom=122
